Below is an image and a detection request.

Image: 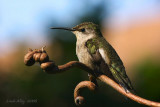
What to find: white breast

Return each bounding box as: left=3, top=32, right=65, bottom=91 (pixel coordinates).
left=76, top=43, right=89, bottom=61
left=75, top=33, right=95, bottom=68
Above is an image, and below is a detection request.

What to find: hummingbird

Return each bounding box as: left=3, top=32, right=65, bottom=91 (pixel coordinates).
left=51, top=22, right=134, bottom=92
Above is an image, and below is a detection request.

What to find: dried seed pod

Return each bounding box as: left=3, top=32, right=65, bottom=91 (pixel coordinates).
left=33, top=53, right=41, bottom=62
left=24, top=51, right=35, bottom=66
left=40, top=52, right=49, bottom=63
left=41, top=61, right=56, bottom=72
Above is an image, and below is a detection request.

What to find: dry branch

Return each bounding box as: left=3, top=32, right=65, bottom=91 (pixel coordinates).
left=24, top=47, right=160, bottom=107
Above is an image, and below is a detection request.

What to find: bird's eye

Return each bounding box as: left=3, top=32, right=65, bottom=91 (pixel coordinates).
left=81, top=28, right=85, bottom=32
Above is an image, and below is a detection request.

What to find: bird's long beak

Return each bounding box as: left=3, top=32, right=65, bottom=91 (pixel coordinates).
left=50, top=27, right=76, bottom=31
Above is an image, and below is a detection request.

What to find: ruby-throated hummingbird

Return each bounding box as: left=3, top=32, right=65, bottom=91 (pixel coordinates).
left=51, top=22, right=134, bottom=92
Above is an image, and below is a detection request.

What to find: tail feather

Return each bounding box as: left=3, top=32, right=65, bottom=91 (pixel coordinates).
left=110, top=67, right=135, bottom=93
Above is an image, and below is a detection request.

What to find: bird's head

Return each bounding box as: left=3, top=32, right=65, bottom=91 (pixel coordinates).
left=51, top=22, right=102, bottom=40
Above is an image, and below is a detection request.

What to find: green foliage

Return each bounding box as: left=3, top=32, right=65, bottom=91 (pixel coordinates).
left=135, top=59, right=160, bottom=100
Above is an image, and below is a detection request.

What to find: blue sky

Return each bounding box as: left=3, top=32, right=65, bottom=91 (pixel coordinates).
left=0, top=0, right=103, bottom=37
left=0, top=0, right=105, bottom=55
left=0, top=0, right=159, bottom=56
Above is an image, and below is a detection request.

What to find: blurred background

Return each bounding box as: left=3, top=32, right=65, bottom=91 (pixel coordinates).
left=0, top=0, right=160, bottom=107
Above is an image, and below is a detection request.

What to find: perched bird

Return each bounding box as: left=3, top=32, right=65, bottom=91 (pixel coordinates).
left=51, top=22, right=134, bottom=92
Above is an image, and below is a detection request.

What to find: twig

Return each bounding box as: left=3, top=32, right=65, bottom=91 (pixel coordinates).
left=24, top=47, right=160, bottom=107
left=98, top=75, right=160, bottom=107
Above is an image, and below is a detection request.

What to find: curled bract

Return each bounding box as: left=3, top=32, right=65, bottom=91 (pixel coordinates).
left=75, top=96, right=85, bottom=106
left=74, top=81, right=97, bottom=106
left=39, top=52, right=49, bottom=63
left=24, top=49, right=36, bottom=66
left=24, top=47, right=56, bottom=73
left=40, top=61, right=58, bottom=73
